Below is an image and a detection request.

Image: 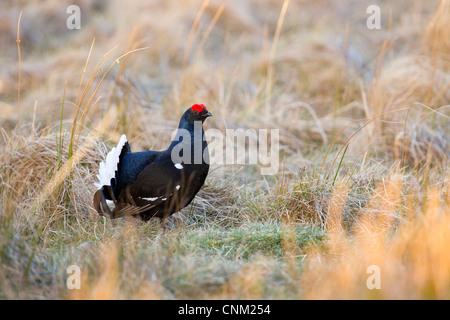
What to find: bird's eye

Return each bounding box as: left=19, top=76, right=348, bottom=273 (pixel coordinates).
left=193, top=110, right=199, bottom=115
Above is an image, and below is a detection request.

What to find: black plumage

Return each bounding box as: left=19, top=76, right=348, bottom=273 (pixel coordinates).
left=93, top=104, right=212, bottom=221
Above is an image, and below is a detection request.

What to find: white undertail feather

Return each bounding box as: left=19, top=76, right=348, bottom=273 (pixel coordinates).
left=95, top=134, right=128, bottom=189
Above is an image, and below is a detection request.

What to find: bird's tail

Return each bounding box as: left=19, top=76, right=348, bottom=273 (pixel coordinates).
left=93, top=134, right=130, bottom=217
left=93, top=185, right=149, bottom=219
left=93, top=186, right=113, bottom=216
left=94, top=134, right=129, bottom=190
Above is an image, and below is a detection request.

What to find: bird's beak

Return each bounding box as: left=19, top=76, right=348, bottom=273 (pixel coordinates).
left=204, top=110, right=213, bottom=118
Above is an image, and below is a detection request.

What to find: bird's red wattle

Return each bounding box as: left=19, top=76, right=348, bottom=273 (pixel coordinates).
left=191, top=104, right=206, bottom=112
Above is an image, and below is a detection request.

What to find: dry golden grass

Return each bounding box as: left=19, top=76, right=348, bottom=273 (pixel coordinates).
left=0, top=0, right=449, bottom=299
left=302, top=177, right=450, bottom=299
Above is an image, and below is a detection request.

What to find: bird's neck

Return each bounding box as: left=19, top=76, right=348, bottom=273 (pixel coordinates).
left=168, top=120, right=207, bottom=151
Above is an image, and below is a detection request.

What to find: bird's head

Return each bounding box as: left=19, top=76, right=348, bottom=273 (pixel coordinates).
left=182, top=104, right=213, bottom=124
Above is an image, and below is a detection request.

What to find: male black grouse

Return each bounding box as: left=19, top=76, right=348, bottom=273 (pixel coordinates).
left=93, top=104, right=212, bottom=221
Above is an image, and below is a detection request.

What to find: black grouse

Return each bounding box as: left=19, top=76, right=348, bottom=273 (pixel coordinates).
left=93, top=104, right=212, bottom=221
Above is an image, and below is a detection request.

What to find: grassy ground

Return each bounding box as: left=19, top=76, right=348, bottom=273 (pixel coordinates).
left=0, top=0, right=449, bottom=299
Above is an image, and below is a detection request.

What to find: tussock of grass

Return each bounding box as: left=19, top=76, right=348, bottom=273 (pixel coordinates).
left=0, top=130, right=102, bottom=228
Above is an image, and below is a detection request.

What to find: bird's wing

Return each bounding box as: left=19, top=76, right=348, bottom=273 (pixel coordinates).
left=130, top=159, right=182, bottom=201
left=112, top=150, right=158, bottom=197
left=107, top=160, right=185, bottom=219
